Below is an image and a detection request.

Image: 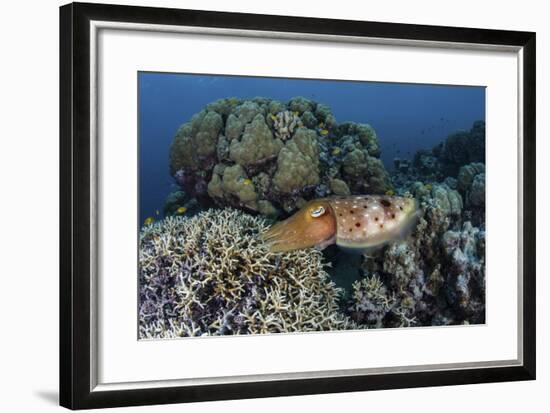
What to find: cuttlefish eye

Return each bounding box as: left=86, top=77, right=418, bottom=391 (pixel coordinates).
left=310, top=206, right=326, bottom=218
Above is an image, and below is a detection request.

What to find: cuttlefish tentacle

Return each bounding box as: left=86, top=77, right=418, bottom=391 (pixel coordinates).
left=262, top=195, right=419, bottom=253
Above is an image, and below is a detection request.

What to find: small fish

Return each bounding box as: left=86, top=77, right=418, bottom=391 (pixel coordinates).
left=385, top=189, right=395, bottom=196
left=331, top=147, right=341, bottom=156
left=269, top=114, right=277, bottom=121
left=155, top=209, right=160, bottom=216
left=293, top=111, right=300, bottom=116
left=424, top=183, right=433, bottom=191
left=143, top=217, right=155, bottom=226
left=176, top=206, right=187, bottom=214
left=320, top=129, right=329, bottom=136
left=319, top=122, right=325, bottom=128
left=263, top=195, right=419, bottom=253
left=242, top=178, right=253, bottom=186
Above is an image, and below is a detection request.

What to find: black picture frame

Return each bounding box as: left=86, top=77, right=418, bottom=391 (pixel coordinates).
left=60, top=2, right=536, bottom=410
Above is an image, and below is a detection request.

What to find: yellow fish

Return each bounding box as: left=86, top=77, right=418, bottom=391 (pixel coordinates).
left=385, top=189, right=395, bottom=196
left=331, top=147, right=341, bottom=156
left=143, top=217, right=155, bottom=226
left=263, top=195, right=419, bottom=253
left=269, top=114, right=277, bottom=121
left=320, top=129, right=329, bottom=136
left=176, top=206, right=187, bottom=214
left=242, top=178, right=253, bottom=186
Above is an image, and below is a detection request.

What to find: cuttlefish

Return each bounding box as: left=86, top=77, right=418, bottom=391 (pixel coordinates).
left=263, top=195, right=420, bottom=253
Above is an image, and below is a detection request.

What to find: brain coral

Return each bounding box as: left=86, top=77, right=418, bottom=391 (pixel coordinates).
left=168, top=96, right=392, bottom=217
left=139, top=208, right=354, bottom=338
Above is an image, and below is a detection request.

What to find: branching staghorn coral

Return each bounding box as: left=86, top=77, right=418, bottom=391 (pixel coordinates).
left=139, top=208, right=355, bottom=339
left=349, top=275, right=395, bottom=328
left=272, top=110, right=302, bottom=141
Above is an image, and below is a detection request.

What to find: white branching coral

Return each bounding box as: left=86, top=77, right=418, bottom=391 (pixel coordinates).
left=272, top=110, right=302, bottom=141
left=139, top=208, right=354, bottom=339
left=349, top=274, right=417, bottom=328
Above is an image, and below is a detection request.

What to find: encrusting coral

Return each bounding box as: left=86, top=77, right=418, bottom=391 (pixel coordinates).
left=139, top=208, right=355, bottom=338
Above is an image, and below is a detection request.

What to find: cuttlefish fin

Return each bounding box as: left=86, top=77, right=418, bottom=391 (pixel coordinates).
left=313, top=236, right=336, bottom=251
left=337, top=243, right=387, bottom=257
left=361, top=244, right=387, bottom=257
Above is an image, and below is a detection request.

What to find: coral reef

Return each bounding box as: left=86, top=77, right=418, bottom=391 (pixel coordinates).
left=272, top=110, right=302, bottom=141
left=208, top=164, right=259, bottom=210
left=139, top=208, right=355, bottom=338
left=272, top=128, right=320, bottom=195
left=440, top=222, right=485, bottom=322
left=349, top=178, right=485, bottom=327
left=163, top=190, right=200, bottom=217
left=392, top=121, right=486, bottom=188
left=346, top=119, right=486, bottom=328
left=168, top=97, right=392, bottom=217
left=348, top=274, right=417, bottom=328
left=410, top=182, right=463, bottom=218
left=160, top=100, right=487, bottom=332
left=456, top=162, right=485, bottom=225
left=433, top=120, right=485, bottom=176
left=229, top=113, right=283, bottom=166
left=390, top=120, right=485, bottom=228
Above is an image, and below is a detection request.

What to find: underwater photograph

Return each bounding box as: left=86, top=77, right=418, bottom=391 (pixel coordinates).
left=138, top=72, right=486, bottom=339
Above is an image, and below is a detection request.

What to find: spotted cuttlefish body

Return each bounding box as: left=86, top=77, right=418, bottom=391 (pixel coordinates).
left=263, top=195, right=420, bottom=253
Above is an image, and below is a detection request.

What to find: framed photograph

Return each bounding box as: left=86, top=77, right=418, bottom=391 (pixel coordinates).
left=59, top=2, right=536, bottom=409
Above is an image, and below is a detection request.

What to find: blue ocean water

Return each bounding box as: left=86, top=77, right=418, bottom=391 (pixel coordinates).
left=139, top=72, right=485, bottom=223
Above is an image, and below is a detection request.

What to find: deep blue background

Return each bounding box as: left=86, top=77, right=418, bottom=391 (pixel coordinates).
left=139, top=72, right=485, bottom=223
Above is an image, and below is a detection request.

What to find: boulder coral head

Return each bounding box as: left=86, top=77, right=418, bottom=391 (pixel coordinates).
left=169, top=97, right=392, bottom=217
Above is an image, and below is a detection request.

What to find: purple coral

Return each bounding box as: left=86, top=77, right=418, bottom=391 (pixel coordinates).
left=139, top=209, right=355, bottom=339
